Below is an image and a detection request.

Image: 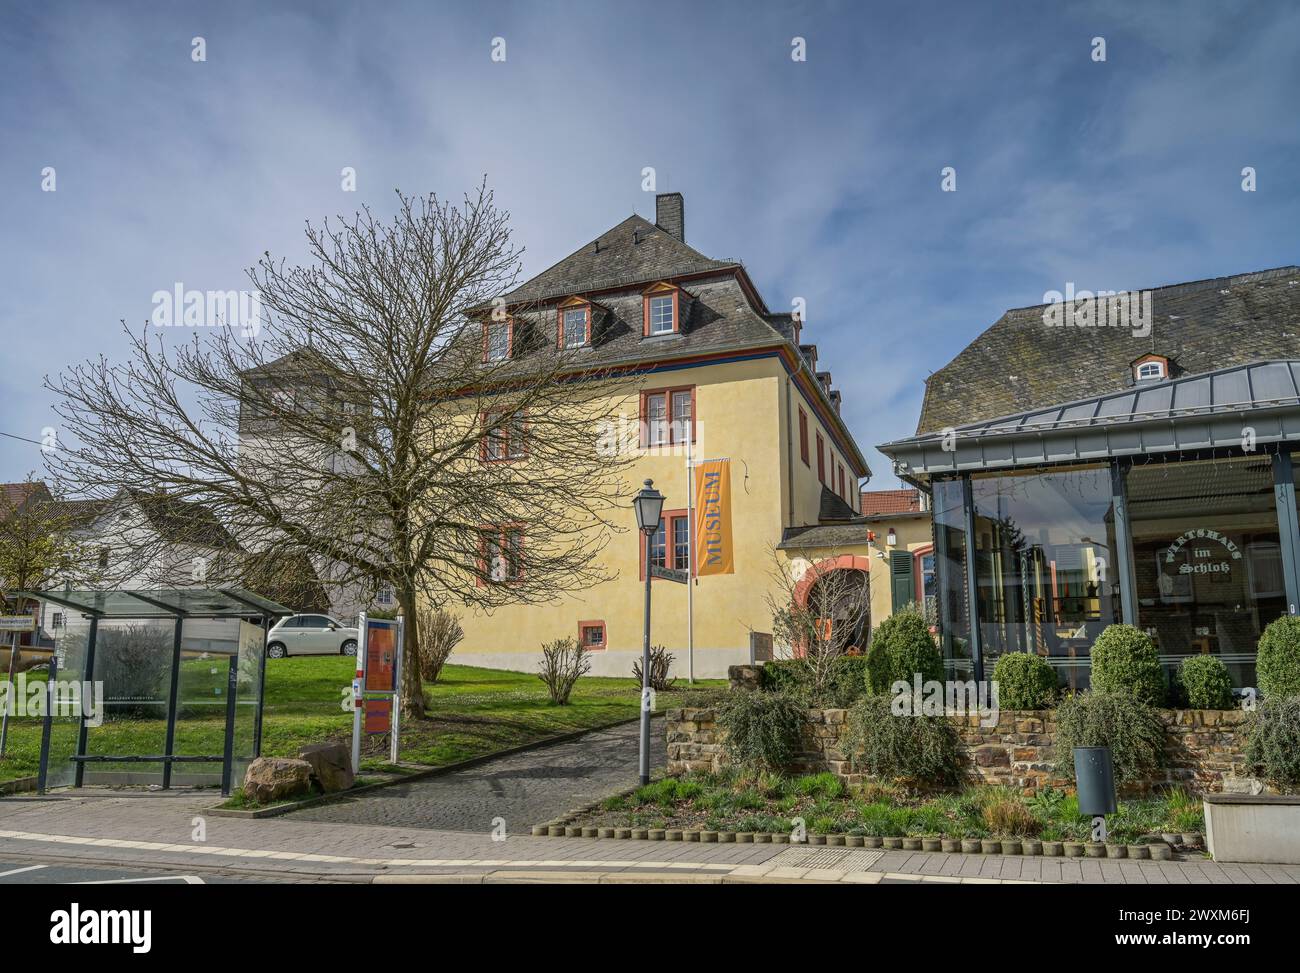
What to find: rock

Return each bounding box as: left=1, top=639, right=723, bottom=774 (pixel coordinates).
left=298, top=742, right=355, bottom=793
left=243, top=757, right=313, bottom=804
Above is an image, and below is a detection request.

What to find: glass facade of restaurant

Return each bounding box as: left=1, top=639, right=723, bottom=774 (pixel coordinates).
left=929, top=449, right=1300, bottom=690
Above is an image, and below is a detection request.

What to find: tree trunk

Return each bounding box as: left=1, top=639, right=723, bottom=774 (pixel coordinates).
left=398, top=587, right=425, bottom=720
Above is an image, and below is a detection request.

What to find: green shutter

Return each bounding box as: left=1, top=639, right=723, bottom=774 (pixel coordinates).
left=890, top=550, right=915, bottom=613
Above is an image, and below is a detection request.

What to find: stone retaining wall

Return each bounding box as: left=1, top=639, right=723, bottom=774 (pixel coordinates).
left=665, top=705, right=1256, bottom=795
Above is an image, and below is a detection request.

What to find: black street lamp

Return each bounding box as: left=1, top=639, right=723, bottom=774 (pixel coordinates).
left=633, top=479, right=664, bottom=786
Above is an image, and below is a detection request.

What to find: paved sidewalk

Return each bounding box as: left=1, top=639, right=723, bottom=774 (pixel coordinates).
left=1, top=723, right=1296, bottom=885
left=290, top=719, right=663, bottom=832
left=2, top=788, right=1297, bottom=884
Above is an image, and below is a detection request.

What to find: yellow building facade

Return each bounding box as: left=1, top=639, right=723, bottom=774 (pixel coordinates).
left=447, top=193, right=927, bottom=677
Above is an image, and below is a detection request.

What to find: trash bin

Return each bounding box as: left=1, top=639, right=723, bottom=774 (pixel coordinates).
left=1073, top=746, right=1117, bottom=816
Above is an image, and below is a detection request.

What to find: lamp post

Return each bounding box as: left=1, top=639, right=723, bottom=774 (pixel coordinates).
left=633, top=478, right=665, bottom=786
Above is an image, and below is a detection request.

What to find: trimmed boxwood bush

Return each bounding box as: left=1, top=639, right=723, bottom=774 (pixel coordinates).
left=991, top=652, right=1059, bottom=709
left=842, top=694, right=964, bottom=785
left=1257, top=615, right=1300, bottom=700
left=1089, top=624, right=1165, bottom=705
left=864, top=605, right=944, bottom=695
left=1054, top=691, right=1165, bottom=786
left=716, top=689, right=807, bottom=771
left=1174, top=654, right=1234, bottom=710
left=1245, top=695, right=1300, bottom=792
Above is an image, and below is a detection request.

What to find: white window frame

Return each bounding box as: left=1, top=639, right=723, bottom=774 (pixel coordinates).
left=649, top=295, right=674, bottom=335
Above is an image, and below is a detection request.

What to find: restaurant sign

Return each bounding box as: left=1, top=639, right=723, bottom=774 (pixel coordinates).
left=1165, top=528, right=1242, bottom=575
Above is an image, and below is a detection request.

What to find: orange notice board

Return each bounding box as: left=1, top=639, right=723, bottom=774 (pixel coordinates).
left=364, top=698, right=392, bottom=735
left=364, top=622, right=397, bottom=692
left=693, top=458, right=734, bottom=575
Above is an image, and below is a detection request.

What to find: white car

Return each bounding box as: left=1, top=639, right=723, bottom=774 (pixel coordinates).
left=266, top=614, right=359, bottom=658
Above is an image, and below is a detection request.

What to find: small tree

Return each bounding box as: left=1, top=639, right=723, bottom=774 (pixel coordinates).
left=537, top=638, right=590, bottom=705
left=416, top=608, right=463, bottom=684
left=0, top=477, right=96, bottom=702
left=632, top=645, right=676, bottom=693
left=765, top=549, right=871, bottom=705
left=46, top=185, right=636, bottom=721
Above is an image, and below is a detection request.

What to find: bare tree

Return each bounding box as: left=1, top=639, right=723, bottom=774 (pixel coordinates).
left=764, top=548, right=872, bottom=704
left=46, top=184, right=637, bottom=719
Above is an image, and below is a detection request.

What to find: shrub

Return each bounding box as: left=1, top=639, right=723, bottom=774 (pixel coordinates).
left=95, top=624, right=171, bottom=717
left=1245, top=695, right=1300, bottom=792
left=632, top=644, right=677, bottom=693
left=1175, top=655, right=1233, bottom=710
left=983, top=796, right=1042, bottom=837
left=416, top=608, right=463, bottom=684
left=1089, top=624, right=1165, bottom=705
left=991, top=652, right=1059, bottom=709
left=761, top=659, right=807, bottom=695
left=716, top=690, right=807, bottom=771
left=1054, top=691, right=1165, bottom=786
left=761, top=656, right=866, bottom=707
left=863, top=605, right=943, bottom=695
left=536, top=638, right=590, bottom=705
left=842, top=694, right=964, bottom=785
left=1257, top=616, right=1300, bottom=700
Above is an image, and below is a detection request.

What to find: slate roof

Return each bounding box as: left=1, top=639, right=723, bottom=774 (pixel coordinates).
left=818, top=485, right=857, bottom=522
left=917, top=266, right=1300, bottom=434
left=123, top=488, right=240, bottom=551
left=501, top=215, right=739, bottom=305
left=777, top=522, right=869, bottom=550
left=883, top=359, right=1300, bottom=477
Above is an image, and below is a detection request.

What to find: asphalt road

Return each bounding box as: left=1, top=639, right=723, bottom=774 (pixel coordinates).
left=0, top=859, right=257, bottom=884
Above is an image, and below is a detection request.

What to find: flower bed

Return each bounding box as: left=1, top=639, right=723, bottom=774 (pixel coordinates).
left=570, top=769, right=1203, bottom=847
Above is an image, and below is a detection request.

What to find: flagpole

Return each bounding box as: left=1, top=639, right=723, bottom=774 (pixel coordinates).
left=686, top=433, right=694, bottom=684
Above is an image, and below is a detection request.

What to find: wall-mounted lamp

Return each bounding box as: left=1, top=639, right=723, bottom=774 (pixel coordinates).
left=886, top=528, right=897, bottom=547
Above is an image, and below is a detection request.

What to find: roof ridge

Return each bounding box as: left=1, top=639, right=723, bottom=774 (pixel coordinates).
left=1003, top=264, right=1300, bottom=314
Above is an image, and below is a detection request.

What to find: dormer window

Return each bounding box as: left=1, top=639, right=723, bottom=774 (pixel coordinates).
left=484, top=318, right=512, bottom=362
left=557, top=298, right=592, bottom=349
left=649, top=296, right=673, bottom=334
left=642, top=282, right=681, bottom=337
left=1132, top=354, right=1169, bottom=382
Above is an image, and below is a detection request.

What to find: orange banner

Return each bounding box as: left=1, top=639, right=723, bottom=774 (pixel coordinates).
left=693, top=459, right=734, bottom=575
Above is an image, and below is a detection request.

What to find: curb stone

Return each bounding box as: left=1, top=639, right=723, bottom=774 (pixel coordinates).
left=527, top=822, right=1199, bottom=862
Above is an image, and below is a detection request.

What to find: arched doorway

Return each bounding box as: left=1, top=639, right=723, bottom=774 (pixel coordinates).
left=793, top=555, right=872, bottom=654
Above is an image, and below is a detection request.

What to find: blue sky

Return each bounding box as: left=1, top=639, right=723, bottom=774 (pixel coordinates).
left=2, top=0, right=1297, bottom=486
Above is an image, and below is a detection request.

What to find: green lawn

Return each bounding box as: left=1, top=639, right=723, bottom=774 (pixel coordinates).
left=0, top=657, right=724, bottom=785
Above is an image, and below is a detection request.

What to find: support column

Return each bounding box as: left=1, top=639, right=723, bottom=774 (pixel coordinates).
left=161, top=617, right=183, bottom=789
left=1272, top=451, right=1300, bottom=616
left=74, top=617, right=100, bottom=787
left=961, top=475, right=984, bottom=683
left=1110, top=461, right=1138, bottom=625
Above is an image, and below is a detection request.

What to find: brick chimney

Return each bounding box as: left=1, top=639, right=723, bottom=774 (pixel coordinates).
left=656, top=193, right=685, bottom=242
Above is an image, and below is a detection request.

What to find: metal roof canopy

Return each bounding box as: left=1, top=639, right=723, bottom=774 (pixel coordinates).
left=879, top=359, right=1300, bottom=479
left=16, top=587, right=293, bottom=620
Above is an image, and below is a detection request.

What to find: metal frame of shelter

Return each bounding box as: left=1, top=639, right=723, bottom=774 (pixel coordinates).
left=17, top=587, right=292, bottom=796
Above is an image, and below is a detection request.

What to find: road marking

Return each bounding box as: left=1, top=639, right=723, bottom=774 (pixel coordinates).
left=0, top=829, right=739, bottom=873
left=77, top=875, right=205, bottom=885
left=0, top=864, right=47, bottom=878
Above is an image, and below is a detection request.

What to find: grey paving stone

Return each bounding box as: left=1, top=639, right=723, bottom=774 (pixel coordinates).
left=289, top=720, right=664, bottom=833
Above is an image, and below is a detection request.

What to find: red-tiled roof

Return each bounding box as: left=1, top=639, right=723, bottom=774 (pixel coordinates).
left=859, top=488, right=921, bottom=516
